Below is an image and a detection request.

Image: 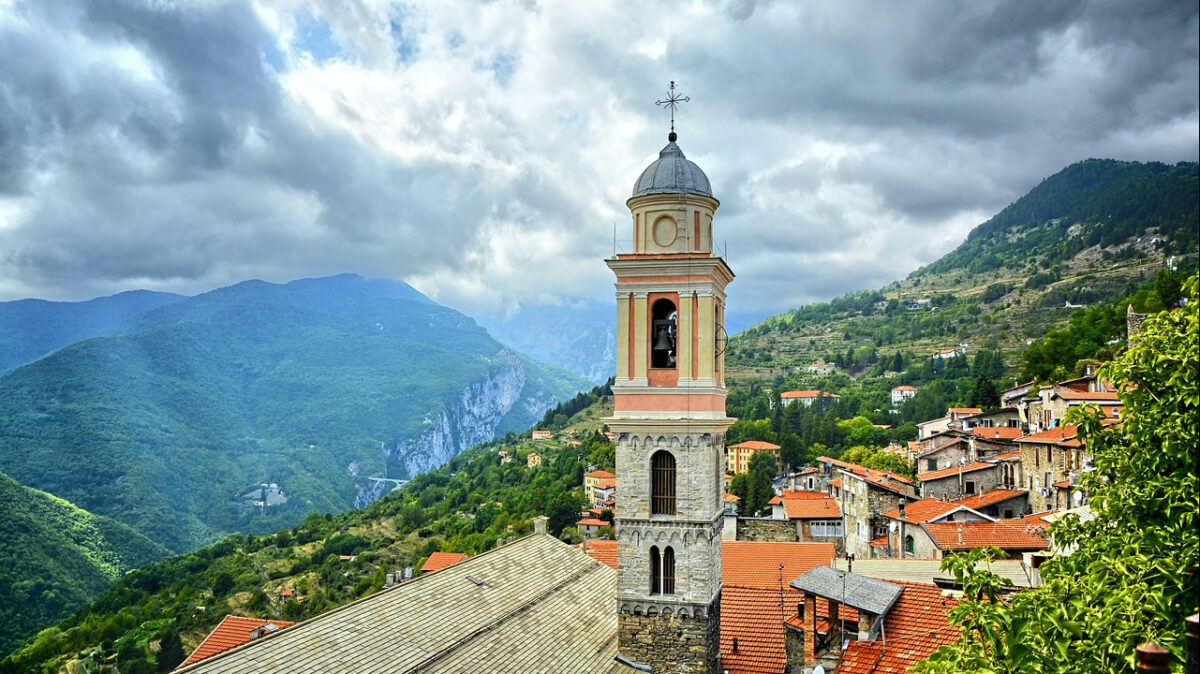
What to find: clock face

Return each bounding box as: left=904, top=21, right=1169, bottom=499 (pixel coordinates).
left=652, top=216, right=678, bottom=247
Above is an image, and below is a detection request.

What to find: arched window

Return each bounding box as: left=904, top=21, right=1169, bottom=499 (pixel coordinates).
left=904, top=535, right=914, bottom=556
left=651, top=450, right=676, bottom=515
left=650, top=546, right=675, bottom=595
left=650, top=299, right=677, bottom=368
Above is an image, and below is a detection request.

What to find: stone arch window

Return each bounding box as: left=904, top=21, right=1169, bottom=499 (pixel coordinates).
left=650, top=298, right=677, bottom=369
left=651, top=450, right=677, bottom=515
left=904, top=535, right=915, bottom=556
left=650, top=545, right=676, bottom=595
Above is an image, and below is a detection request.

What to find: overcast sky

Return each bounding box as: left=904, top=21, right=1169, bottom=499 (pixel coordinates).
left=1, top=0, right=1196, bottom=325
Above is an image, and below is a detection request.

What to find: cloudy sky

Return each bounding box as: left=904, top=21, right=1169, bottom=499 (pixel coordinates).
left=1, top=0, right=1196, bottom=327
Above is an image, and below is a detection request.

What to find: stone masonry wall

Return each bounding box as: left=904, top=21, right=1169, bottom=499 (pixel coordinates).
left=619, top=600, right=720, bottom=674
left=736, top=518, right=796, bottom=542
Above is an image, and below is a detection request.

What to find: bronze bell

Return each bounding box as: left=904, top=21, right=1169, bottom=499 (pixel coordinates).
left=654, top=326, right=673, bottom=351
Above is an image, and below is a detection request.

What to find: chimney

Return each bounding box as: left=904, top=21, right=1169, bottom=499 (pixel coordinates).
left=1135, top=643, right=1169, bottom=674
left=956, top=524, right=965, bottom=546
left=898, top=500, right=906, bottom=521
left=533, top=515, right=549, bottom=535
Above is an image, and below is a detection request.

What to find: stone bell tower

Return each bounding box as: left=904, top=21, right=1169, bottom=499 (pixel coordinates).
left=607, top=119, right=734, bottom=674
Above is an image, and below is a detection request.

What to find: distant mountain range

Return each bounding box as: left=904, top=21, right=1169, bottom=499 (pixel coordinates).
left=480, top=300, right=617, bottom=384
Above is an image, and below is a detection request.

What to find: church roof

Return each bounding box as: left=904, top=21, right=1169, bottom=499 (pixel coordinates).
left=177, top=534, right=619, bottom=674
left=632, top=140, right=713, bottom=199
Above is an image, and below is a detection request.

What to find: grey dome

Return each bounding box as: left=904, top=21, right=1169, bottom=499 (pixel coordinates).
left=632, top=140, right=713, bottom=198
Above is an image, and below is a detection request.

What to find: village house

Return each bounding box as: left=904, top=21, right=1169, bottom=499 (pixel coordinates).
left=525, top=451, right=543, bottom=468
left=917, top=460, right=1003, bottom=501
left=806, top=361, right=836, bottom=375
left=779, top=389, right=841, bottom=407
left=914, top=521, right=1049, bottom=560
left=583, top=468, right=615, bottom=494
left=590, top=478, right=617, bottom=508
left=726, top=439, right=783, bottom=474
left=953, top=488, right=1030, bottom=520
left=531, top=429, right=553, bottom=440
left=1015, top=425, right=1092, bottom=512
left=767, top=491, right=845, bottom=549
left=880, top=498, right=995, bottom=558
left=826, top=460, right=919, bottom=559
left=890, top=384, right=918, bottom=405
left=932, top=343, right=968, bottom=360
left=575, top=516, right=611, bottom=539
left=419, top=551, right=469, bottom=575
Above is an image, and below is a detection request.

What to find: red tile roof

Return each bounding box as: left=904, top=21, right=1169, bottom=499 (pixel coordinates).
left=420, top=551, right=469, bottom=573
left=584, top=469, right=615, bottom=479
left=835, top=581, right=961, bottom=674
left=725, top=492, right=740, bottom=502
left=577, top=539, right=618, bottom=569
left=730, top=440, right=782, bottom=450
left=882, top=498, right=961, bottom=523
left=1017, top=426, right=1082, bottom=448
left=917, top=461, right=997, bottom=482
left=593, top=479, right=617, bottom=489
left=180, top=615, right=296, bottom=667
left=1053, top=390, right=1121, bottom=402
left=1024, top=511, right=1054, bottom=528
left=953, top=489, right=1026, bottom=511
left=839, top=463, right=915, bottom=491
left=782, top=497, right=841, bottom=519
left=781, top=390, right=840, bottom=399
left=892, top=385, right=917, bottom=392
left=990, top=450, right=1022, bottom=461
left=722, top=541, right=836, bottom=588
left=948, top=407, right=983, bottom=414
left=922, top=521, right=1049, bottom=552
left=768, top=490, right=827, bottom=505
left=721, top=585, right=793, bottom=674
left=969, top=426, right=1026, bottom=441
left=576, top=517, right=609, bottom=527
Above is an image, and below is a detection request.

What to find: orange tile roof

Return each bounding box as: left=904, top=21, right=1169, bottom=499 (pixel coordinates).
left=990, top=450, right=1022, bottom=460
left=917, top=461, right=997, bottom=482
left=577, top=539, right=618, bottom=570
left=1053, top=390, right=1121, bottom=402
left=584, top=469, right=615, bottom=479
left=782, top=497, right=841, bottom=519
left=729, top=440, right=782, bottom=450
left=1017, top=426, right=1082, bottom=447
left=780, top=489, right=828, bottom=499
left=882, top=498, right=961, bottom=523
left=839, top=463, right=915, bottom=489
left=828, top=478, right=843, bottom=488
left=870, top=536, right=889, bottom=547
left=948, top=407, right=983, bottom=414
left=954, top=489, right=1026, bottom=510
left=722, top=541, right=836, bottom=588
left=180, top=615, right=296, bottom=667
left=721, top=585, right=794, bottom=674
left=892, top=385, right=917, bottom=392
left=1024, top=511, right=1054, bottom=528
left=970, top=426, right=1026, bottom=441
left=724, top=492, right=740, bottom=502
left=593, top=479, right=617, bottom=489
left=836, top=581, right=961, bottom=674
left=922, top=521, right=1049, bottom=552
left=420, top=551, right=469, bottom=573
left=576, top=517, right=609, bottom=527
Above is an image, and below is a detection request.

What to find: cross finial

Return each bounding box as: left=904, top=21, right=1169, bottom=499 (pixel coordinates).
left=655, top=80, right=690, bottom=142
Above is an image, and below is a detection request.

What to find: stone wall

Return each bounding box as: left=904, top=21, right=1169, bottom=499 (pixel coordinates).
left=784, top=624, right=806, bottom=674
left=736, top=518, right=796, bottom=542
left=920, top=465, right=1003, bottom=502
left=618, top=600, right=720, bottom=674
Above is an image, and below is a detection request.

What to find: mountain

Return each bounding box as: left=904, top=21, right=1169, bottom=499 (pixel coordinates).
left=0, top=274, right=586, bottom=556
left=480, top=299, right=617, bottom=384
left=0, top=290, right=186, bottom=372
left=0, top=470, right=168, bottom=657
left=729, top=159, right=1198, bottom=376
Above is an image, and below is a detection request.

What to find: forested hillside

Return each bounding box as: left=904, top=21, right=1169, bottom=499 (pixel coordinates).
left=0, top=290, right=185, bottom=372
left=730, top=159, right=1198, bottom=377
left=0, top=385, right=616, bottom=674
left=0, top=472, right=167, bottom=657
left=0, top=274, right=585, bottom=557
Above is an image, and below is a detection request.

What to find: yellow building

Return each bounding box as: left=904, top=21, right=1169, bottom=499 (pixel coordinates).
left=726, top=440, right=781, bottom=474
left=526, top=452, right=543, bottom=468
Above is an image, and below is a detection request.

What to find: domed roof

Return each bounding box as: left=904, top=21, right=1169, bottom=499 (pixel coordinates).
left=631, top=136, right=713, bottom=199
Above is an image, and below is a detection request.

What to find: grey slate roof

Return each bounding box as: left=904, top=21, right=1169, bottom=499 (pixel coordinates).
left=632, top=141, right=713, bottom=198
left=178, top=534, right=619, bottom=674
left=790, top=565, right=904, bottom=616
left=830, top=558, right=1035, bottom=588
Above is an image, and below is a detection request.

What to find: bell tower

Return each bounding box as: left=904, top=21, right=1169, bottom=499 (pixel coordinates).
left=608, top=99, right=734, bottom=674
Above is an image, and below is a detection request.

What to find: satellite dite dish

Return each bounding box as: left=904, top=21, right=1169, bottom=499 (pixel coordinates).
left=813, top=666, right=826, bottom=674
left=1073, top=490, right=1084, bottom=506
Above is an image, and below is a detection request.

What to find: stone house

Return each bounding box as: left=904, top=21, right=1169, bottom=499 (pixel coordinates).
left=830, top=464, right=919, bottom=559
left=917, top=461, right=1003, bottom=501
left=1015, top=425, right=1090, bottom=512
left=879, top=499, right=994, bottom=559
left=914, top=521, right=1049, bottom=560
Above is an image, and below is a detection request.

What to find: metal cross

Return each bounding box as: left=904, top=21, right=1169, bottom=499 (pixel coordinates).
left=655, top=80, right=690, bottom=136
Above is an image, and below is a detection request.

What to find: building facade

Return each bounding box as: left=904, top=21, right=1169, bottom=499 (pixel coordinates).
left=606, top=130, right=735, bottom=674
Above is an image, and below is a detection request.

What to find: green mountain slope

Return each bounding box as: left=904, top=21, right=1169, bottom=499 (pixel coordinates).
left=730, top=159, right=1198, bottom=376
left=0, top=290, right=186, bottom=372
left=0, top=471, right=168, bottom=657
left=0, top=274, right=585, bottom=556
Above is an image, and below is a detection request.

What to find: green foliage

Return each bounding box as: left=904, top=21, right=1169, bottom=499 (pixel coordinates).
left=918, top=275, right=1199, bottom=673
left=731, top=451, right=778, bottom=517
left=840, top=446, right=916, bottom=479
left=1021, top=301, right=1128, bottom=382
left=968, top=375, right=1001, bottom=411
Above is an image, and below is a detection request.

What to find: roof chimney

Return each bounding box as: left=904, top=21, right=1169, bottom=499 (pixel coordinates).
left=956, top=524, right=965, bottom=546
left=898, top=500, right=906, bottom=521
left=533, top=515, right=549, bottom=535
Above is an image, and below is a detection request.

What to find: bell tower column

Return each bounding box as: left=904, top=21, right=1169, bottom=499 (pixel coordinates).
left=607, top=128, right=735, bottom=674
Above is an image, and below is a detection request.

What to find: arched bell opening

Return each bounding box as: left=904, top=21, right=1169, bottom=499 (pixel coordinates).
left=650, top=298, right=678, bottom=369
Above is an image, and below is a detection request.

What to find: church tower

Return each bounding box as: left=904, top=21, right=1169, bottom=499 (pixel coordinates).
left=608, top=113, right=734, bottom=673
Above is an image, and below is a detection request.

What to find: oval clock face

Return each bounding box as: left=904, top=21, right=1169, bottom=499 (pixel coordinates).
left=652, top=217, right=678, bottom=247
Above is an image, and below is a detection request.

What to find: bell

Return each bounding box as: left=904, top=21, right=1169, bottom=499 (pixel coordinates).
left=654, top=327, right=673, bottom=351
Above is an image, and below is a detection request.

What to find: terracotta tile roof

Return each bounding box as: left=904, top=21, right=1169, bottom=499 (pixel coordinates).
left=953, top=489, right=1026, bottom=510
left=1024, top=511, right=1055, bottom=528
left=721, top=585, right=793, bottom=674
left=593, top=479, right=617, bottom=489
left=921, top=521, right=1049, bottom=552
left=1053, top=390, right=1121, bottom=402
left=1052, top=480, right=1071, bottom=489
left=882, top=498, right=961, bottom=523
left=1017, top=426, right=1082, bottom=447
left=725, top=492, right=740, bottom=502
left=722, top=541, right=836, bottom=588
left=419, top=551, right=469, bottom=573
left=839, top=463, right=915, bottom=491
left=990, top=450, right=1022, bottom=460
left=584, top=469, right=615, bottom=479
left=780, top=489, right=829, bottom=499
left=948, top=407, right=983, bottom=414
left=782, top=497, right=841, bottom=519
left=870, top=536, right=889, bottom=547
left=729, top=440, right=782, bottom=450
left=917, top=461, right=996, bottom=482
left=828, top=478, right=843, bottom=488
left=969, top=426, right=1026, bottom=441
left=577, top=517, right=611, bottom=528
left=836, top=581, right=961, bottom=674
left=180, top=615, right=296, bottom=667
left=577, top=539, right=618, bottom=570
left=892, top=385, right=917, bottom=392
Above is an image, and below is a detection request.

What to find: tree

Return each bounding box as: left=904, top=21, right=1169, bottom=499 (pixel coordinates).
left=967, top=375, right=1000, bottom=411
left=743, top=451, right=779, bottom=517
left=155, top=631, right=185, bottom=672
left=917, top=275, right=1199, bottom=673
